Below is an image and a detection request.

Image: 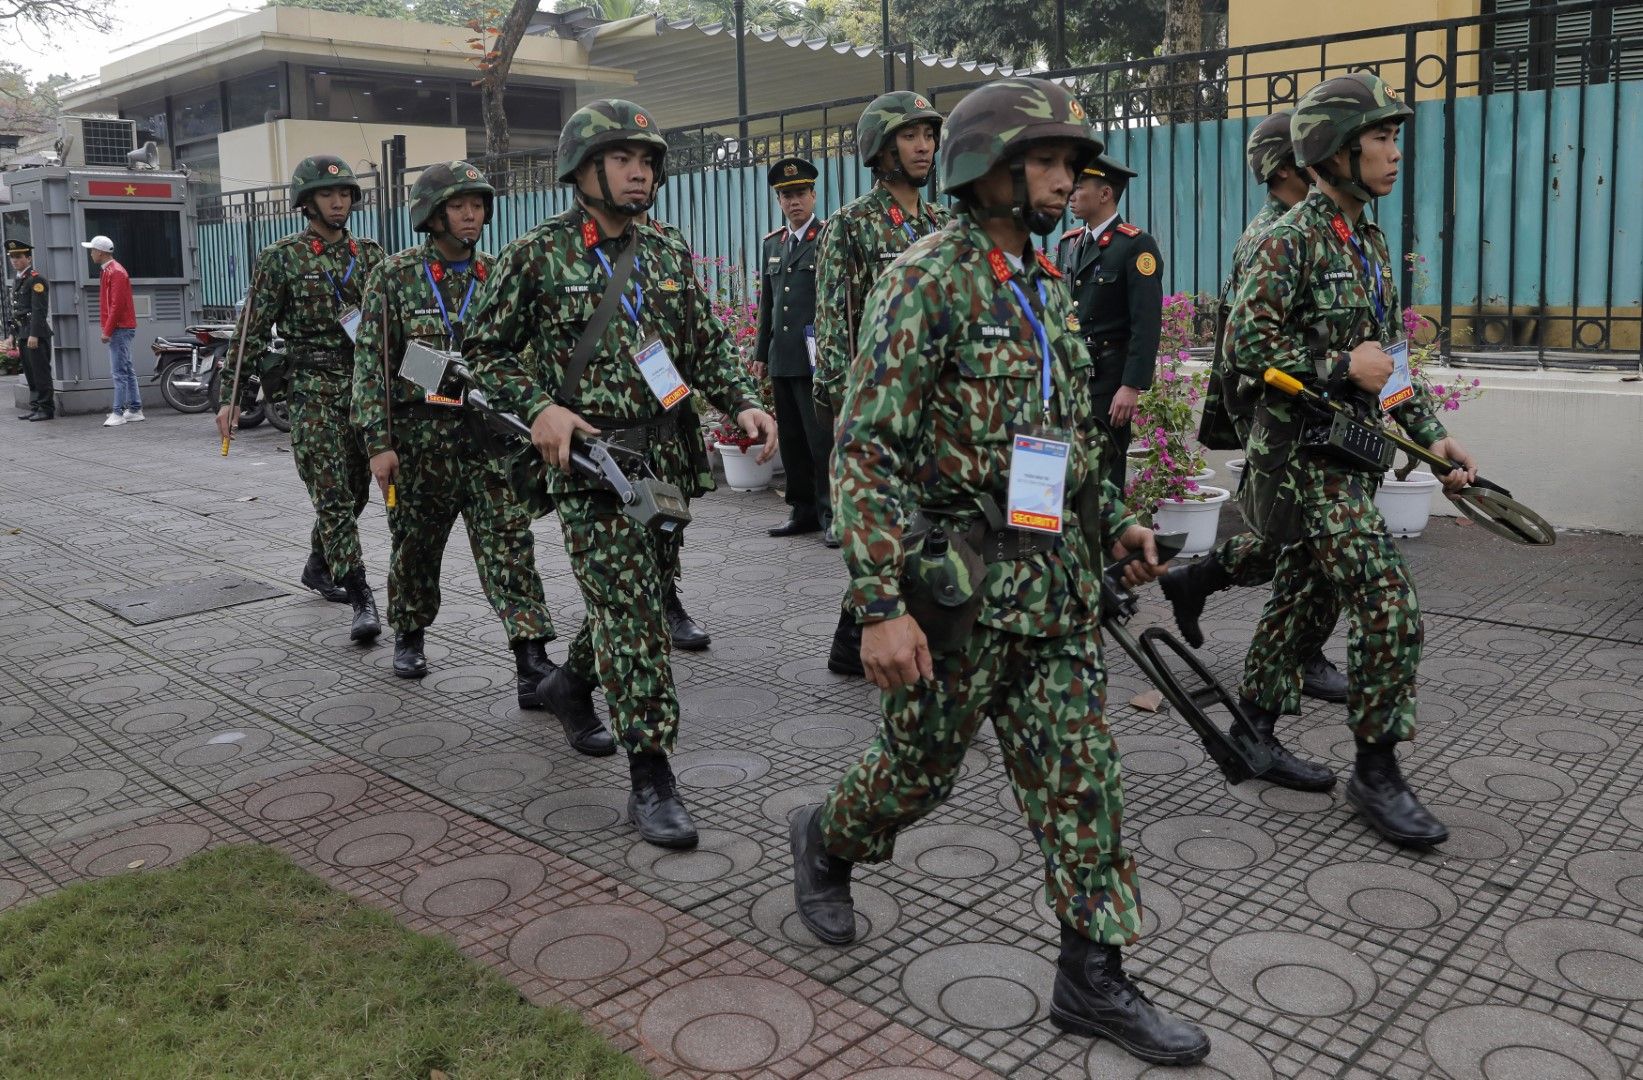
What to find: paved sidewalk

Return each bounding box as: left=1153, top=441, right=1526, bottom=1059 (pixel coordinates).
left=1, top=408, right=1640, bottom=1079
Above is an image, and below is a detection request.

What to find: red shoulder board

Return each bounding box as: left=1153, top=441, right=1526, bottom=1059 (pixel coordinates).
left=1035, top=251, right=1063, bottom=279
left=474, top=261, right=487, bottom=281
left=1062, top=226, right=1086, bottom=241
left=763, top=226, right=784, bottom=240
left=580, top=219, right=600, bottom=249
left=1116, top=222, right=1141, bottom=237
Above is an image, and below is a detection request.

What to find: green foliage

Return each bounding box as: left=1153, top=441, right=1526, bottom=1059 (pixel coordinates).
left=264, top=0, right=413, bottom=16
left=896, top=0, right=1162, bottom=69
left=0, top=845, right=648, bottom=1080
left=0, top=61, right=68, bottom=135
left=414, top=0, right=499, bottom=25
left=562, top=0, right=655, bottom=18
left=1125, top=292, right=1213, bottom=525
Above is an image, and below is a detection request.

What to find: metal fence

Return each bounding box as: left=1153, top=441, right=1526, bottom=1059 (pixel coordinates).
left=194, top=0, right=1643, bottom=370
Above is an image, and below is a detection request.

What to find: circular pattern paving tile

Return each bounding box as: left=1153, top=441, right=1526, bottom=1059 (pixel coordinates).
left=1448, top=755, right=1577, bottom=803
left=667, top=749, right=769, bottom=789
left=1141, top=816, right=1276, bottom=872
left=153, top=626, right=239, bottom=653
left=638, top=975, right=814, bottom=1072
left=770, top=713, right=876, bottom=750
left=759, top=786, right=832, bottom=827
left=32, top=651, right=128, bottom=681
left=508, top=904, right=668, bottom=981
left=1, top=631, right=90, bottom=659
left=625, top=829, right=764, bottom=883
left=435, top=752, right=553, bottom=795
left=680, top=684, right=782, bottom=722
left=244, top=773, right=370, bottom=822
left=1209, top=931, right=1377, bottom=1016
left=1421, top=805, right=1524, bottom=861
left=751, top=880, right=900, bottom=947
left=1418, top=655, right=1517, bottom=690
left=901, top=943, right=1054, bottom=1029
left=1583, top=648, right=1643, bottom=679
left=776, top=656, right=854, bottom=687
left=1084, top=1024, right=1274, bottom=1079
left=1504, top=918, right=1643, bottom=999
left=1496, top=601, right=1589, bottom=629
left=424, top=665, right=510, bottom=696
left=1499, top=714, right=1620, bottom=756
left=1117, top=735, right=1203, bottom=776
left=0, top=879, right=29, bottom=911
left=1423, top=1004, right=1622, bottom=1080
left=198, top=647, right=289, bottom=677
left=1, top=769, right=127, bottom=816
left=217, top=758, right=326, bottom=793
left=0, top=705, right=35, bottom=731
left=69, top=823, right=213, bottom=877
left=1295, top=725, right=1358, bottom=765
left=0, top=735, right=79, bottom=775
left=1569, top=849, right=1643, bottom=909
left=702, top=634, right=785, bottom=663
left=70, top=673, right=170, bottom=706
left=522, top=787, right=631, bottom=834
left=268, top=608, right=330, bottom=630
left=1455, top=625, right=1552, bottom=658
left=892, top=824, right=1021, bottom=880
left=1227, top=778, right=1338, bottom=814
left=1306, top=862, right=1458, bottom=930
left=0, top=614, right=58, bottom=638
left=779, top=611, right=840, bottom=638
left=160, top=728, right=273, bottom=767
left=298, top=693, right=400, bottom=727
left=848, top=1071, right=960, bottom=1080
left=363, top=721, right=472, bottom=760
left=246, top=668, right=341, bottom=699
left=1139, top=881, right=1185, bottom=938
left=1546, top=678, right=1643, bottom=715
left=51, top=806, right=174, bottom=846
left=317, top=811, right=449, bottom=867
left=402, top=853, right=546, bottom=918
left=1407, top=690, right=1469, bottom=728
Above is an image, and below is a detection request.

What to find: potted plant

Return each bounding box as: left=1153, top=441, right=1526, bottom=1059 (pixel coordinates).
left=707, top=413, right=776, bottom=491
left=695, top=254, right=782, bottom=485
left=1125, top=293, right=1229, bottom=556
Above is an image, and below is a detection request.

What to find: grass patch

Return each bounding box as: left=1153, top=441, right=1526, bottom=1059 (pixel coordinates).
left=0, top=845, right=648, bottom=1079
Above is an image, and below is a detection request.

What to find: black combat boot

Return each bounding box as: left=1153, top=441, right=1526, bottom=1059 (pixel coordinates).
left=664, top=584, right=711, bottom=651
left=300, top=550, right=349, bottom=602
left=1301, top=651, right=1349, bottom=702
left=1158, top=553, right=1234, bottom=648
left=1230, top=698, right=1337, bottom=791
left=789, top=804, right=856, bottom=945
left=1347, top=740, right=1449, bottom=847
left=511, top=638, right=556, bottom=710
left=341, top=567, right=381, bottom=643
left=627, top=750, right=698, bottom=849
left=392, top=628, right=427, bottom=678
left=536, top=664, right=615, bottom=756
left=1050, top=925, right=1212, bottom=1066
left=826, top=610, right=864, bottom=677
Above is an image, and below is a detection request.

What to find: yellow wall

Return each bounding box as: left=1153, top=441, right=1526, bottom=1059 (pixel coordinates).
left=217, top=119, right=466, bottom=192
left=1226, top=0, right=1482, bottom=110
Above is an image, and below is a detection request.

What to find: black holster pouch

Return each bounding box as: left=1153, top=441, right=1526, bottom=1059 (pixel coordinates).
left=900, top=514, right=985, bottom=656
left=1297, top=409, right=1395, bottom=473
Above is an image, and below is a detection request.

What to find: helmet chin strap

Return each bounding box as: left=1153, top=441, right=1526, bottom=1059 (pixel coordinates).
left=434, top=213, right=478, bottom=255
left=873, top=146, right=934, bottom=188
left=581, top=156, right=659, bottom=217
left=966, top=163, right=1058, bottom=238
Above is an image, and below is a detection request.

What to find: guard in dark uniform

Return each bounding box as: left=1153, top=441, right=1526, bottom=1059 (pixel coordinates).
left=752, top=157, right=828, bottom=537
left=1056, top=154, right=1162, bottom=490
left=6, top=240, right=54, bottom=421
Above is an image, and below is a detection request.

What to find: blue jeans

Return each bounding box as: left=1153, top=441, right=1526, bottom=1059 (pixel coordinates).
left=108, top=327, right=140, bottom=412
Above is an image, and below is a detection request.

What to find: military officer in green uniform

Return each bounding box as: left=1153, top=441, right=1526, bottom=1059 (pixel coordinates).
left=217, top=155, right=385, bottom=640
left=1226, top=73, right=1478, bottom=846
left=1158, top=110, right=1349, bottom=778
left=790, top=77, right=1209, bottom=1067
left=753, top=157, right=829, bottom=537
left=6, top=240, right=54, bottom=421
left=1055, top=153, right=1162, bottom=491
left=813, top=90, right=949, bottom=674
left=465, top=100, right=776, bottom=849
left=351, top=160, right=567, bottom=728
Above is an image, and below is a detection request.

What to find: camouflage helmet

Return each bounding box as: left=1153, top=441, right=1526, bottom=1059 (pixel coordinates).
left=856, top=90, right=943, bottom=169
left=556, top=99, right=668, bottom=184
left=1246, top=110, right=1295, bottom=184
left=290, top=154, right=362, bottom=211
left=409, top=160, right=494, bottom=233
left=938, top=78, right=1102, bottom=197
left=1291, top=73, right=1412, bottom=170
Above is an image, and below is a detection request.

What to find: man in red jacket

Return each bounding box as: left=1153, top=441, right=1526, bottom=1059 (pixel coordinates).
left=82, top=235, right=142, bottom=427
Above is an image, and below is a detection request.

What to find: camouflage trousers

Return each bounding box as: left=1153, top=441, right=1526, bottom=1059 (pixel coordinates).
left=818, top=624, right=1144, bottom=947
left=385, top=415, right=554, bottom=644
left=556, top=491, right=686, bottom=755
left=288, top=368, right=370, bottom=579
left=1239, top=467, right=1421, bottom=744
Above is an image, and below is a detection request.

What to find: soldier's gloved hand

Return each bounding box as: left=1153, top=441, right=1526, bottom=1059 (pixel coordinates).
left=1346, top=341, right=1394, bottom=394
left=1427, top=436, right=1478, bottom=494
left=1111, top=525, right=1168, bottom=588
left=370, top=450, right=400, bottom=499
left=861, top=614, right=933, bottom=691
left=531, top=403, right=601, bottom=474
left=736, top=407, right=779, bottom=464
left=214, top=404, right=241, bottom=443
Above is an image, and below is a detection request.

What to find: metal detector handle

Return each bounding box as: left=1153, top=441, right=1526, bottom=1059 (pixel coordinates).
left=1107, top=531, right=1189, bottom=576
left=464, top=389, right=532, bottom=441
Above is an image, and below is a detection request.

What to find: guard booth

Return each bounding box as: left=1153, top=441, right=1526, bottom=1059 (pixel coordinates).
left=2, top=167, right=197, bottom=415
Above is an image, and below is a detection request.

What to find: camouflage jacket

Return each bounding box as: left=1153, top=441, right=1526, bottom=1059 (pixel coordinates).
left=836, top=215, right=1137, bottom=639
left=1227, top=191, right=1446, bottom=541
left=234, top=227, right=385, bottom=385
left=1208, top=196, right=1288, bottom=440
left=812, top=185, right=949, bottom=413
left=352, top=237, right=494, bottom=457
left=463, top=206, right=759, bottom=497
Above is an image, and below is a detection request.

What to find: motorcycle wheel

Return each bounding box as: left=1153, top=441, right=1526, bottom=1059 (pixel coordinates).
left=237, top=391, right=267, bottom=430
left=266, top=397, right=291, bottom=433
left=159, top=360, right=214, bottom=413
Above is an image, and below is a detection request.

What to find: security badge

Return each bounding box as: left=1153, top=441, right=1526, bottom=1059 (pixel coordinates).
left=338, top=307, right=362, bottom=341
left=635, top=335, right=690, bottom=409
left=1008, top=428, right=1071, bottom=535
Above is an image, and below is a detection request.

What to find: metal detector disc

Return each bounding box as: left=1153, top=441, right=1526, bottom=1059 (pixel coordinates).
left=399, top=340, right=460, bottom=394
left=1449, top=486, right=1556, bottom=546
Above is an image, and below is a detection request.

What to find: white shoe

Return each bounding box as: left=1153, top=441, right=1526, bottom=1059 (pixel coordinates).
left=124, top=408, right=145, bottom=422
left=103, top=412, right=126, bottom=427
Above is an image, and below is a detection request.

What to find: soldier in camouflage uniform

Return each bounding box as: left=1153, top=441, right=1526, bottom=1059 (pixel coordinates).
left=217, top=155, right=385, bottom=641
left=1157, top=111, right=1348, bottom=790
left=813, top=90, right=950, bottom=675
left=789, top=78, right=1209, bottom=1067
left=351, top=161, right=565, bottom=723
left=465, top=100, right=776, bottom=849
left=1227, top=73, right=1478, bottom=846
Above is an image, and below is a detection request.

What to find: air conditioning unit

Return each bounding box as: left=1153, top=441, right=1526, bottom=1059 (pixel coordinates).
left=58, top=116, right=138, bottom=168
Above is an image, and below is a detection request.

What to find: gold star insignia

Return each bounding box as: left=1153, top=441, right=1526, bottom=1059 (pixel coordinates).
left=124, top=184, right=137, bottom=195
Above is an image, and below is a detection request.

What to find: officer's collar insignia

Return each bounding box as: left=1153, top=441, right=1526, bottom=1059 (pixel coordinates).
left=1098, top=231, right=1112, bottom=248
left=806, top=225, right=818, bottom=241
left=659, top=278, right=682, bottom=292
left=581, top=219, right=601, bottom=249
left=310, top=239, right=324, bottom=255
left=474, top=262, right=487, bottom=280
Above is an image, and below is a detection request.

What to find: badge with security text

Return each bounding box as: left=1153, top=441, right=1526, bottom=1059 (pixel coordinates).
left=1379, top=338, right=1413, bottom=412
left=338, top=306, right=363, bottom=342
left=635, top=335, right=690, bottom=409
left=1007, top=430, right=1071, bottom=534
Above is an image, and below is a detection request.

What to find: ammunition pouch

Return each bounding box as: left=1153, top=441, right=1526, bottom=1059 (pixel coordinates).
left=900, top=517, right=985, bottom=656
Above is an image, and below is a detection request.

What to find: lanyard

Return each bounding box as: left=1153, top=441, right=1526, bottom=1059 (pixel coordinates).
left=1331, top=215, right=1386, bottom=326
left=591, top=246, right=644, bottom=326
left=323, top=256, right=355, bottom=304
left=422, top=261, right=477, bottom=344
left=988, top=249, right=1054, bottom=407
left=887, top=203, right=919, bottom=244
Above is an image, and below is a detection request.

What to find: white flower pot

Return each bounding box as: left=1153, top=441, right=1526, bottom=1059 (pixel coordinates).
left=1375, top=469, right=1441, bottom=538
left=1152, top=485, right=1230, bottom=558
left=715, top=442, right=775, bottom=492
left=1227, top=457, right=1245, bottom=490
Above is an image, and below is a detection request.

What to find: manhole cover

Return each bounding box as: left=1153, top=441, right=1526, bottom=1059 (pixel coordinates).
left=93, top=574, right=285, bottom=626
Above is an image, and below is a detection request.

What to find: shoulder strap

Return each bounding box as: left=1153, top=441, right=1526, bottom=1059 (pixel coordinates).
left=556, top=233, right=639, bottom=408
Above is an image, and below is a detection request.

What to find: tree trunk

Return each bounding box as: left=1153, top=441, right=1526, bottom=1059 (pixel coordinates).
left=480, top=0, right=538, bottom=161
left=1154, top=0, right=1205, bottom=124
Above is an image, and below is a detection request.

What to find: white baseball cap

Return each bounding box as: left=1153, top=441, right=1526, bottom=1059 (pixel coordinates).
left=80, top=235, right=114, bottom=252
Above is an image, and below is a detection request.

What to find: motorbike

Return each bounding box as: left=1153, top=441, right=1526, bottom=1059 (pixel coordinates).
left=151, top=323, right=291, bottom=432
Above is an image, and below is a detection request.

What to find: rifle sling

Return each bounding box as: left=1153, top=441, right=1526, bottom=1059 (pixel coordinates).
left=557, top=232, right=639, bottom=408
